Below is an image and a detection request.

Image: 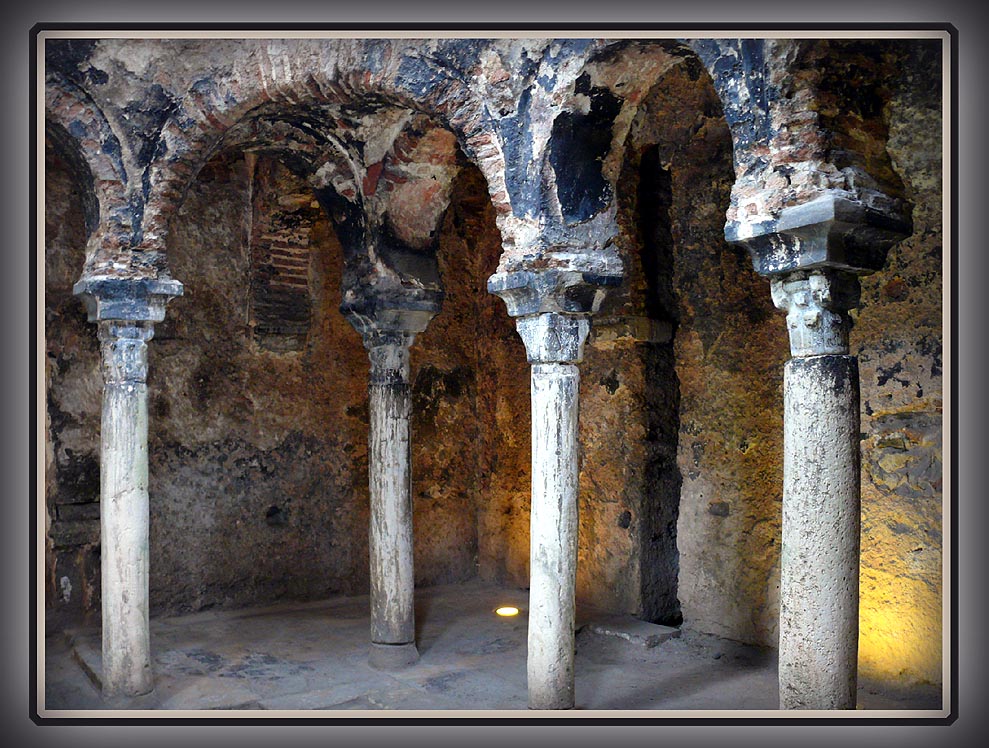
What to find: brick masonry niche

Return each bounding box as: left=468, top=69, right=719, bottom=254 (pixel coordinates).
left=247, top=157, right=317, bottom=353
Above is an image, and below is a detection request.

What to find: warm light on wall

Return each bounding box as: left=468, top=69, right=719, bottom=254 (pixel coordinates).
left=858, top=567, right=942, bottom=685
left=495, top=606, right=520, bottom=617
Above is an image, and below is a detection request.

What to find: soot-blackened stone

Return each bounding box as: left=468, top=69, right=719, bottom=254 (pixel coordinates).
left=548, top=77, right=622, bottom=222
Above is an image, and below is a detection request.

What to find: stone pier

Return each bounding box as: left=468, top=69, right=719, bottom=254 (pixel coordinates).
left=489, top=270, right=617, bottom=710
left=345, top=303, right=438, bottom=670
left=730, top=194, right=911, bottom=710
left=73, top=277, right=183, bottom=697
left=772, top=269, right=862, bottom=710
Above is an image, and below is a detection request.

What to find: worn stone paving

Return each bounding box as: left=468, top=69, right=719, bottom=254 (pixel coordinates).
left=40, top=580, right=942, bottom=716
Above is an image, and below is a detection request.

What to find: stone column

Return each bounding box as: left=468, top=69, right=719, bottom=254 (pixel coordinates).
left=73, top=277, right=183, bottom=697
left=728, top=194, right=911, bottom=710
left=345, top=305, right=437, bottom=670
left=97, top=320, right=155, bottom=696
left=489, top=270, right=618, bottom=710
left=771, top=269, right=862, bottom=710
left=519, top=312, right=587, bottom=710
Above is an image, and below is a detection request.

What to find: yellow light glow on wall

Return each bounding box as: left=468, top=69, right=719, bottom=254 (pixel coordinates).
left=858, top=568, right=942, bottom=685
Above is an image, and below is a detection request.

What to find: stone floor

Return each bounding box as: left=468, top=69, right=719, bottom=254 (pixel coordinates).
left=40, top=579, right=944, bottom=718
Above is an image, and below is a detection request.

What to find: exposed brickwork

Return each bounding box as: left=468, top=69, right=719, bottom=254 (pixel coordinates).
left=688, top=38, right=912, bottom=242
left=247, top=158, right=316, bottom=351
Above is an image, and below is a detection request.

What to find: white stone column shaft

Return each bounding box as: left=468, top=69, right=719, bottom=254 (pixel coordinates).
left=516, top=312, right=590, bottom=710
left=98, top=321, right=155, bottom=697
left=365, top=335, right=419, bottom=669
left=528, top=360, right=581, bottom=709
left=780, top=355, right=860, bottom=709
left=488, top=269, right=618, bottom=710
left=772, top=270, right=861, bottom=710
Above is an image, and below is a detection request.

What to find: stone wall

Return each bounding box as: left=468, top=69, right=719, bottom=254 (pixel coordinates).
left=45, top=138, right=103, bottom=628
left=44, top=150, right=499, bottom=617
left=854, top=40, right=943, bottom=686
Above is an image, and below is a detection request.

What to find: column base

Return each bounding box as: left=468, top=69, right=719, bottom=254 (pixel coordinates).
left=528, top=699, right=575, bottom=710
left=100, top=672, right=155, bottom=700
left=103, top=684, right=156, bottom=700
left=368, top=642, right=420, bottom=670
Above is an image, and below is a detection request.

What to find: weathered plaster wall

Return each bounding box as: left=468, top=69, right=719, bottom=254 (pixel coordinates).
left=45, top=151, right=494, bottom=617
left=45, top=138, right=103, bottom=627
left=575, top=57, right=705, bottom=625
left=155, top=151, right=498, bottom=611
left=146, top=152, right=367, bottom=612
left=854, top=40, right=943, bottom=686
left=613, top=61, right=791, bottom=645
left=449, top=166, right=533, bottom=590
left=410, top=165, right=499, bottom=588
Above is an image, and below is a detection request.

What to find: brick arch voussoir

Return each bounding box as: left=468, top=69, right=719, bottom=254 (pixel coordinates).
left=142, top=41, right=508, bottom=259
left=45, top=77, right=136, bottom=261
left=684, top=37, right=911, bottom=226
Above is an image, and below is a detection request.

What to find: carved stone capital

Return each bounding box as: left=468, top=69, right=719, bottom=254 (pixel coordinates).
left=342, top=290, right=440, bottom=386
left=98, top=321, right=155, bottom=384
left=488, top=269, right=619, bottom=365
left=487, top=269, right=621, bottom=319
left=727, top=193, right=911, bottom=277
left=771, top=270, right=860, bottom=357
left=361, top=332, right=414, bottom=386
left=74, top=276, right=184, bottom=323
left=515, top=313, right=591, bottom=365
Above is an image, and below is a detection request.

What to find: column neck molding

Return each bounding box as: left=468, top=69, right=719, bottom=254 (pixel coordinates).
left=97, top=321, right=155, bottom=385
left=770, top=269, right=860, bottom=357
left=363, top=332, right=414, bottom=386
left=488, top=267, right=621, bottom=365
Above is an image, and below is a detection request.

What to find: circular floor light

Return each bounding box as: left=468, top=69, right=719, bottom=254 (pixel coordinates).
left=495, top=606, right=520, bottom=617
